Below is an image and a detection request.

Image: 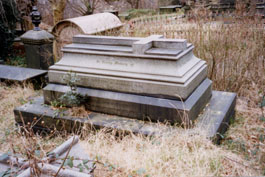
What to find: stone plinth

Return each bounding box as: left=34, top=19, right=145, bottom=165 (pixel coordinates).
left=21, top=30, right=54, bottom=70
left=44, top=79, right=212, bottom=123
left=49, top=35, right=207, bottom=100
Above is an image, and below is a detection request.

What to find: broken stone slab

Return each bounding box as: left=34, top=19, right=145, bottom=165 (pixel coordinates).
left=0, top=136, right=94, bottom=177
left=0, top=65, right=47, bottom=82
left=43, top=79, right=212, bottom=123
left=14, top=90, right=236, bottom=140
left=49, top=35, right=207, bottom=100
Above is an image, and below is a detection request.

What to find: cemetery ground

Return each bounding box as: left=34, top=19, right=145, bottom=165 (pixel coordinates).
left=0, top=14, right=265, bottom=176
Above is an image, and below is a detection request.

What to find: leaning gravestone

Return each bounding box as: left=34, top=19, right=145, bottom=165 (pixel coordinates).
left=14, top=35, right=236, bottom=140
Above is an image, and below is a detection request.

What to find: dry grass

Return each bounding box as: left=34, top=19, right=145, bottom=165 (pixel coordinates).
left=0, top=83, right=263, bottom=176
left=0, top=83, right=36, bottom=151
left=80, top=128, right=258, bottom=177
left=0, top=83, right=64, bottom=153
left=222, top=99, right=265, bottom=174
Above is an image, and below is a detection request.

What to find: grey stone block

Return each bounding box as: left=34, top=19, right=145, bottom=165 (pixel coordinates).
left=0, top=65, right=47, bottom=82
left=43, top=79, right=212, bottom=123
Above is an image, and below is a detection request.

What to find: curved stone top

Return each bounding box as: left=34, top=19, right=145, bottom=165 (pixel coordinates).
left=52, top=13, right=123, bottom=35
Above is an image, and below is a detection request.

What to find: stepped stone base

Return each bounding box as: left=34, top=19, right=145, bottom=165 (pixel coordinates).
left=43, top=79, right=212, bottom=124
left=14, top=91, right=236, bottom=141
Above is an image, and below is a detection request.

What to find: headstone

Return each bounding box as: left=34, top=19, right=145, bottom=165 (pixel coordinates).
left=14, top=34, right=236, bottom=139
left=20, top=6, right=54, bottom=70
left=44, top=35, right=210, bottom=123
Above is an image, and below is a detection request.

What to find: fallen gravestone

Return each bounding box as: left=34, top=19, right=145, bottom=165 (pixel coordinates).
left=14, top=35, right=236, bottom=141
left=0, top=136, right=95, bottom=177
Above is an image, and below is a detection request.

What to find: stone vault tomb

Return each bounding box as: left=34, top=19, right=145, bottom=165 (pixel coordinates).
left=14, top=35, right=236, bottom=139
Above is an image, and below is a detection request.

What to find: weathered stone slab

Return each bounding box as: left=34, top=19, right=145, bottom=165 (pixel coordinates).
left=44, top=79, right=212, bottom=123
left=0, top=65, right=47, bottom=82
left=13, top=90, right=236, bottom=140
left=49, top=35, right=207, bottom=100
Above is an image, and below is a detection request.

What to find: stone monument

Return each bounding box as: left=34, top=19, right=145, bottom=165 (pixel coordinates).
left=44, top=35, right=211, bottom=123
left=14, top=35, right=236, bottom=139
left=20, top=6, right=54, bottom=70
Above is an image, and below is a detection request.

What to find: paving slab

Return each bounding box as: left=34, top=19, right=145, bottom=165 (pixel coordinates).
left=0, top=65, right=47, bottom=82
left=14, top=90, right=236, bottom=140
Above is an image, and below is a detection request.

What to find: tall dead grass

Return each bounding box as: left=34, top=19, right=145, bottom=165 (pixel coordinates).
left=0, top=83, right=65, bottom=153
left=81, top=129, right=258, bottom=176
left=0, top=83, right=36, bottom=150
